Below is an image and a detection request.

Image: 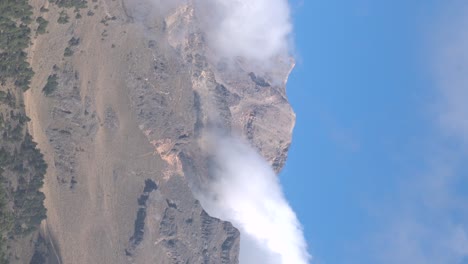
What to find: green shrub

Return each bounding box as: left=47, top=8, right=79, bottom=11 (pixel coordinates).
left=64, top=47, right=73, bottom=57
left=68, top=37, right=80, bottom=46
left=42, top=74, right=59, bottom=96
left=50, top=0, right=87, bottom=9
left=36, top=17, right=48, bottom=34
left=57, top=11, right=69, bottom=24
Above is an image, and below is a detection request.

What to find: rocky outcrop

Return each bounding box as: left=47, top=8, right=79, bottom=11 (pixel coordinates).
left=20, top=0, right=295, bottom=263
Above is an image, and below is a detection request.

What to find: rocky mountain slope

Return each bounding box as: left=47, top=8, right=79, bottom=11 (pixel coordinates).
left=0, top=0, right=295, bottom=263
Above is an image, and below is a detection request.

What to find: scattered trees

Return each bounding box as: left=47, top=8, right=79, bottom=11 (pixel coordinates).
left=0, top=0, right=34, bottom=91
left=0, top=1, right=50, bottom=261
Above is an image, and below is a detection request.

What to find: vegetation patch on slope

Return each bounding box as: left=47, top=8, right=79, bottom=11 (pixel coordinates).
left=0, top=0, right=34, bottom=92
left=49, top=0, right=88, bottom=9
left=0, top=1, right=48, bottom=262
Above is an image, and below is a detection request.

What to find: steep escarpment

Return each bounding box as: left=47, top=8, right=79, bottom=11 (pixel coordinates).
left=2, top=0, right=297, bottom=263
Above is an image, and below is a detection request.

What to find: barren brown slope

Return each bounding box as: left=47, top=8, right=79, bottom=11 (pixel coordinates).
left=23, top=0, right=295, bottom=263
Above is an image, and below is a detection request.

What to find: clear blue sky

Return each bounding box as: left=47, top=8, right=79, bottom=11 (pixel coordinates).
left=282, top=1, right=468, bottom=263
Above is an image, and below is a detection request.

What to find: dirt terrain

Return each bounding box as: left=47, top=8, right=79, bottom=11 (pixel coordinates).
left=18, top=0, right=295, bottom=263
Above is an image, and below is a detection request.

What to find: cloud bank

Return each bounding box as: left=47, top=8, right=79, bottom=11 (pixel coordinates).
left=194, top=0, right=293, bottom=61
left=197, top=135, right=310, bottom=264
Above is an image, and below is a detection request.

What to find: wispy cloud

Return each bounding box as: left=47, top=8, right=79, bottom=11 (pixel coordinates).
left=430, top=2, right=468, bottom=143
left=196, top=134, right=311, bottom=264
left=195, top=0, right=293, bottom=61
left=365, top=2, right=468, bottom=263
left=369, top=158, right=468, bottom=264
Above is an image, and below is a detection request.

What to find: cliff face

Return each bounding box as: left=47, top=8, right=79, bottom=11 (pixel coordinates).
left=17, top=0, right=295, bottom=263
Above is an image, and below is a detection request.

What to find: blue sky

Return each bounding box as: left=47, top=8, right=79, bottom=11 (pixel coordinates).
left=282, top=1, right=468, bottom=263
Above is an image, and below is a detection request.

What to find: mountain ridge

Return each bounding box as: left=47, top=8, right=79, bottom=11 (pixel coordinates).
left=1, top=0, right=296, bottom=263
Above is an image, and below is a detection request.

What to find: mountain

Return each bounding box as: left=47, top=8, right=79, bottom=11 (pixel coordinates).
left=0, top=0, right=295, bottom=263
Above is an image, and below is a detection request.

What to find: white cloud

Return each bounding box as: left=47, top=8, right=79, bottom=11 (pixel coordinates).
left=195, top=0, right=293, bottom=61
left=429, top=2, right=468, bottom=143
left=143, top=1, right=303, bottom=262
left=196, top=134, right=311, bottom=264
left=373, top=214, right=468, bottom=264
left=151, top=0, right=293, bottom=62
left=365, top=3, right=468, bottom=262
